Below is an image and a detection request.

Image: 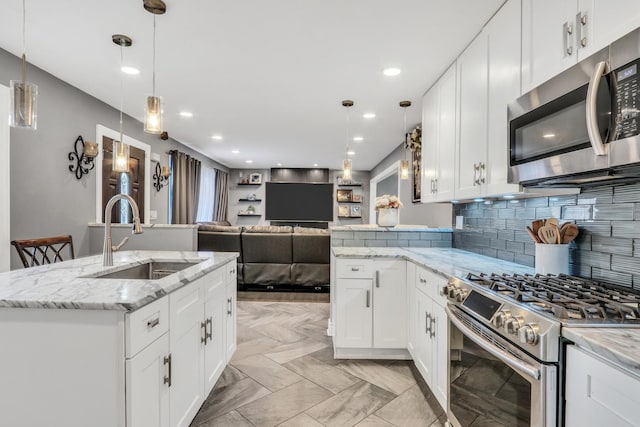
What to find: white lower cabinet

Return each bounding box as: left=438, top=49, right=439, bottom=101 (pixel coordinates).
left=334, top=258, right=407, bottom=356
left=225, top=262, right=238, bottom=361
left=126, top=334, right=171, bottom=427
left=203, top=269, right=227, bottom=396
left=412, top=265, right=448, bottom=411
left=565, top=345, right=640, bottom=426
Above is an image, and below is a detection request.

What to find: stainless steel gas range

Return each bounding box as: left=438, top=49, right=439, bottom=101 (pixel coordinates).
left=443, top=273, right=640, bottom=427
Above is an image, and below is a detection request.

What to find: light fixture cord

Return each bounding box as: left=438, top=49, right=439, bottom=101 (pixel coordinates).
left=21, top=0, right=26, bottom=83
left=119, top=43, right=124, bottom=143
left=152, top=15, right=156, bottom=96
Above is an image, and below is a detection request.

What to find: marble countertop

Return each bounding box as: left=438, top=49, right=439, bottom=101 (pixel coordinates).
left=332, top=247, right=534, bottom=279
left=331, top=225, right=453, bottom=232
left=0, top=251, right=237, bottom=312
left=562, top=328, right=640, bottom=379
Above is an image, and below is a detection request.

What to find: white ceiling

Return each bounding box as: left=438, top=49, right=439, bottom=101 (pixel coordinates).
left=0, top=0, right=504, bottom=170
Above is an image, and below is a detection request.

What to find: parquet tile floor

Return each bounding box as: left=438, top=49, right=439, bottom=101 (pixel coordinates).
left=190, top=300, right=446, bottom=427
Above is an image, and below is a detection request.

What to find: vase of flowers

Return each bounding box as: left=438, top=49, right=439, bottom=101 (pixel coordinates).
left=375, top=195, right=403, bottom=227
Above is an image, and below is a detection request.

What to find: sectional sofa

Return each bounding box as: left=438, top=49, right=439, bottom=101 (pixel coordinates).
left=197, top=224, right=330, bottom=291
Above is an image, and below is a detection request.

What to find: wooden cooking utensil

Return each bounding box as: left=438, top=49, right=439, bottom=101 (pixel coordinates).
left=561, top=224, right=579, bottom=244
left=559, top=223, right=570, bottom=242
left=532, top=219, right=544, bottom=234
left=546, top=218, right=560, bottom=243
left=538, top=225, right=559, bottom=244
left=526, top=226, right=542, bottom=243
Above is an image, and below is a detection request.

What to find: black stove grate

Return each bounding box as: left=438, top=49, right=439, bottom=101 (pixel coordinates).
left=466, top=273, right=640, bottom=322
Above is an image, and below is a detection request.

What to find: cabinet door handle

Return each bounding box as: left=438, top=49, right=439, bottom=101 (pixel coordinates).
left=206, top=317, right=213, bottom=342
left=147, top=317, right=160, bottom=329
left=366, top=290, right=371, bottom=308
left=473, top=163, right=478, bottom=186
left=577, top=12, right=587, bottom=47
left=375, top=270, right=380, bottom=288
left=351, top=267, right=360, bottom=272
left=163, top=354, right=172, bottom=387
left=563, top=21, right=573, bottom=56
left=479, top=162, right=486, bottom=184
left=227, top=297, right=233, bottom=316
left=425, top=312, right=430, bottom=334
left=434, top=178, right=438, bottom=193
left=430, top=317, right=436, bottom=339
left=201, top=321, right=208, bottom=344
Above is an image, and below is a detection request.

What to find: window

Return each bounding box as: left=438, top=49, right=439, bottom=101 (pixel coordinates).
left=196, top=166, right=216, bottom=222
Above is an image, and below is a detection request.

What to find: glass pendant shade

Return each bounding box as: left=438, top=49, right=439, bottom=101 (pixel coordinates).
left=400, top=159, right=410, bottom=180
left=144, top=95, right=163, bottom=134
left=83, top=141, right=99, bottom=158
left=10, top=80, right=37, bottom=129
left=112, top=140, right=130, bottom=172
left=343, top=158, right=352, bottom=180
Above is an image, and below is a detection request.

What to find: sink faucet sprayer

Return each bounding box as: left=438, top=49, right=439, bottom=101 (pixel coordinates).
left=103, top=194, right=143, bottom=266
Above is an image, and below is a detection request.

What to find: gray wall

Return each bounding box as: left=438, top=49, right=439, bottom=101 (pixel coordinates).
left=371, top=142, right=453, bottom=227
left=453, top=183, right=640, bottom=289
left=0, top=48, right=226, bottom=269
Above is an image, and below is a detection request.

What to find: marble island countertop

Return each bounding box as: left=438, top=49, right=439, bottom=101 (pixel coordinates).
left=0, top=251, right=237, bottom=312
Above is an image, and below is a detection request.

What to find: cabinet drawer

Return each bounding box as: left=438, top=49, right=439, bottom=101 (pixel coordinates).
left=336, top=259, right=373, bottom=279
left=416, top=266, right=448, bottom=304
left=126, top=296, right=169, bottom=358
left=226, top=260, right=237, bottom=284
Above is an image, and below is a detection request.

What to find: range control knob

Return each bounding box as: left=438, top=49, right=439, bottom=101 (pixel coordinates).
left=506, top=316, right=525, bottom=335
left=493, top=310, right=512, bottom=329
left=442, top=285, right=454, bottom=298
left=518, top=323, right=540, bottom=345
left=448, top=285, right=461, bottom=299
left=456, top=289, right=469, bottom=302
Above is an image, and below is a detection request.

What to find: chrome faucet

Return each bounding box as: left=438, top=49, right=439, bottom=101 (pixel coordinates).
left=103, top=194, right=143, bottom=266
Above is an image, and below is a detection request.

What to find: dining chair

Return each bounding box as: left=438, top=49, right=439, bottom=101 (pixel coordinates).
left=10, top=235, right=75, bottom=268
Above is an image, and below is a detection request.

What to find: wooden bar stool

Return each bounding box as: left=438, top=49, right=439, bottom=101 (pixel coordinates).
left=10, top=235, right=75, bottom=268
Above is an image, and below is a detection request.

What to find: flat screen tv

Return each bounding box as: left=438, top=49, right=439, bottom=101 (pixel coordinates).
left=265, top=182, right=334, bottom=222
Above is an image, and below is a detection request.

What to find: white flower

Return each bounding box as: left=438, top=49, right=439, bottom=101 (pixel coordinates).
left=375, top=194, right=403, bottom=210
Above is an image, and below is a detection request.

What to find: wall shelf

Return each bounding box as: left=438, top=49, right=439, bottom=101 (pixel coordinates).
left=238, top=199, right=262, bottom=202
left=237, top=214, right=261, bottom=217
left=337, top=201, right=362, bottom=204
left=338, top=216, right=362, bottom=219
left=237, top=183, right=261, bottom=186
left=337, top=184, right=362, bottom=187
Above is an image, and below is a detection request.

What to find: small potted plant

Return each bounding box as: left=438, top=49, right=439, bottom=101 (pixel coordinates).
left=375, top=195, right=403, bottom=227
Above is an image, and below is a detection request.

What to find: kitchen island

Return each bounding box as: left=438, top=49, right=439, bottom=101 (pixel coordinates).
left=0, top=250, right=238, bottom=427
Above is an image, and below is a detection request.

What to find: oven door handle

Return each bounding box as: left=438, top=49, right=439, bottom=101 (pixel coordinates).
left=445, top=305, right=541, bottom=381
left=586, top=60, right=609, bottom=156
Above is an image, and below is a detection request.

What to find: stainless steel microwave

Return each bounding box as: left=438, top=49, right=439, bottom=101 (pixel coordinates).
left=509, top=28, right=640, bottom=187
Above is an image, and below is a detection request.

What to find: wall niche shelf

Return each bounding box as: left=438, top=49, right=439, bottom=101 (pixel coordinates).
left=239, top=199, right=262, bottom=202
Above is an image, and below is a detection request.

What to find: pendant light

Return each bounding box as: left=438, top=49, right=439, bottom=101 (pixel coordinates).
left=10, top=0, right=38, bottom=129
left=144, top=2, right=166, bottom=134
left=400, top=100, right=412, bottom=180
left=342, top=100, right=354, bottom=180
left=112, top=34, right=132, bottom=173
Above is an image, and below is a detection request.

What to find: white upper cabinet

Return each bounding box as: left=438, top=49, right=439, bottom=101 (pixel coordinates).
left=523, top=0, right=640, bottom=94
left=485, top=0, right=522, bottom=196
left=455, top=32, right=489, bottom=200
left=421, top=64, right=456, bottom=203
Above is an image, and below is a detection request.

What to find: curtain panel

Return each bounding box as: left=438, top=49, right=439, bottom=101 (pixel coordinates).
left=213, top=169, right=229, bottom=222
left=169, top=150, right=201, bottom=224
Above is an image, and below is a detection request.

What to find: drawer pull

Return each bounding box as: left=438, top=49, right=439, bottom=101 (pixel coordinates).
left=206, top=317, right=213, bottom=342
left=163, top=354, right=172, bottom=387
left=147, top=317, right=160, bottom=329
left=351, top=267, right=360, bottom=272
left=366, top=290, right=371, bottom=308
left=375, top=270, right=380, bottom=288
left=227, top=297, right=233, bottom=316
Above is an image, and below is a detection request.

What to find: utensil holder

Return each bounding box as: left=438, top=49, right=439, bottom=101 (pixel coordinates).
left=535, top=244, right=569, bottom=275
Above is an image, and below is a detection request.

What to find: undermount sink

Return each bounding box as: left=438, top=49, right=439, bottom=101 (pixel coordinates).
left=92, top=261, right=202, bottom=280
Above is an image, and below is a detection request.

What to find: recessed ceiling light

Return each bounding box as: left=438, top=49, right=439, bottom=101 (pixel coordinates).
left=211, top=135, right=223, bottom=140
left=543, top=133, right=556, bottom=138
left=383, top=68, right=401, bottom=76
left=313, top=163, right=318, bottom=167
left=245, top=160, right=253, bottom=164
left=231, top=150, right=240, bottom=154
left=277, top=163, right=282, bottom=167
left=363, top=113, right=376, bottom=119
left=179, top=111, right=193, bottom=117
left=121, top=66, right=140, bottom=75
left=347, top=150, right=355, bottom=155
left=352, top=136, right=364, bottom=142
